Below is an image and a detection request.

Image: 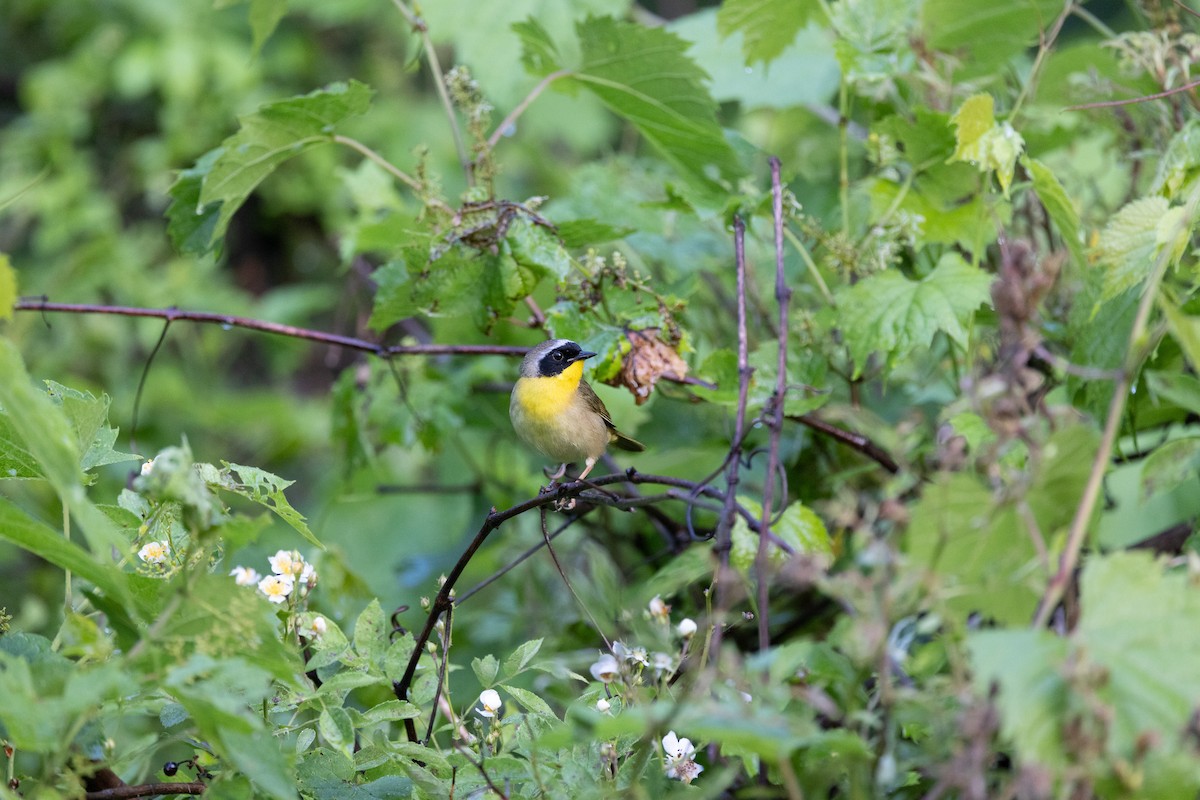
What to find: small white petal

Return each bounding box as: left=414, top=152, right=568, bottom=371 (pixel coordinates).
left=677, top=618, right=698, bottom=637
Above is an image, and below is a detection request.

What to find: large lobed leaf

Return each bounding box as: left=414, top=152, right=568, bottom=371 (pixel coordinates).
left=836, top=253, right=993, bottom=376
left=971, top=552, right=1200, bottom=770
left=715, top=0, right=820, bottom=67
left=515, top=16, right=741, bottom=187
left=169, top=81, right=373, bottom=254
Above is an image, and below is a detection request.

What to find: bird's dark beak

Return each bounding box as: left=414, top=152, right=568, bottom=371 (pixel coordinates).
left=571, top=351, right=597, bottom=363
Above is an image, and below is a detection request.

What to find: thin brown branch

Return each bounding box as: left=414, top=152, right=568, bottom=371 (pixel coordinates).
left=754, top=157, right=792, bottom=653
left=711, top=216, right=754, bottom=654
left=392, top=468, right=766, bottom=739
left=1065, top=77, right=1200, bottom=110
left=12, top=300, right=703, bottom=391
left=85, top=784, right=206, bottom=800
left=785, top=413, right=899, bottom=474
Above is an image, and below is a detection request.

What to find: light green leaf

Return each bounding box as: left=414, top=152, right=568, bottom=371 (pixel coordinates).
left=319, top=706, right=356, bottom=758
left=498, top=683, right=558, bottom=719
left=731, top=499, right=832, bottom=575
left=502, top=638, right=544, bottom=678
left=1161, top=296, right=1200, bottom=372
left=948, top=93, right=1024, bottom=196
left=1094, top=197, right=1177, bottom=303
left=202, top=461, right=322, bottom=548
left=923, top=0, right=1063, bottom=72
left=514, top=16, right=741, bottom=186
left=1139, top=437, right=1200, bottom=500
left=1026, top=158, right=1085, bottom=270
left=0, top=254, right=16, bottom=321
left=0, top=497, right=132, bottom=618
left=0, top=340, right=132, bottom=585
left=249, top=0, right=287, bottom=53
left=1151, top=118, right=1200, bottom=198
left=472, top=654, right=500, bottom=687
left=836, top=253, right=993, bottom=376
left=967, top=629, right=1069, bottom=765
left=196, top=81, right=373, bottom=247
left=716, top=0, right=818, bottom=67
left=44, top=382, right=139, bottom=473
left=353, top=599, right=386, bottom=667
left=360, top=699, right=421, bottom=725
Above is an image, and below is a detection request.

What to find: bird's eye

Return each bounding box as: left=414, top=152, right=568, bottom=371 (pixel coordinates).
left=553, top=352, right=564, bottom=361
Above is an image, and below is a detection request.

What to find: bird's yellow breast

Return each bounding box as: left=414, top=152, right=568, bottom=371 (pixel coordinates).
left=511, top=360, right=584, bottom=421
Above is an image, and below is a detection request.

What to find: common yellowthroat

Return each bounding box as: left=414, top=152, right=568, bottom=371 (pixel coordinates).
left=510, top=339, right=645, bottom=480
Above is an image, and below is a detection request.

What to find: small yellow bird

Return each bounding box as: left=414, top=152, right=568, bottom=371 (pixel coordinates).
left=510, top=339, right=645, bottom=480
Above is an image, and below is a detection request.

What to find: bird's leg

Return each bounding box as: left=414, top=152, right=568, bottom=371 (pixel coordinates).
left=544, top=462, right=568, bottom=481
left=576, top=456, right=598, bottom=481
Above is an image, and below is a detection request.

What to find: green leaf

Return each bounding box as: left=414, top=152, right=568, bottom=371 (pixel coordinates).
left=0, top=497, right=132, bottom=611
left=502, top=638, right=544, bottom=678
left=1094, top=197, right=1184, bottom=303
left=166, top=149, right=224, bottom=256
left=507, top=217, right=571, bottom=279
left=731, top=499, right=832, bottom=575
left=967, top=628, right=1069, bottom=765
left=319, top=706, right=356, bottom=758
left=973, top=553, right=1200, bottom=768
left=360, top=699, right=421, bottom=725
left=948, top=93, right=1024, bottom=196
left=922, top=0, right=1063, bottom=72
left=498, top=683, right=557, bottom=718
left=201, top=461, right=322, bottom=548
left=197, top=81, right=373, bottom=248
left=836, top=253, right=993, bottom=376
left=1151, top=118, right=1200, bottom=198
left=1139, top=437, right=1200, bottom=500
left=353, top=599, right=386, bottom=667
left=0, top=254, right=16, bottom=321
left=716, top=0, right=818, bottom=67
left=44, top=381, right=139, bottom=473
left=249, top=0, right=288, bottom=53
left=472, top=654, right=500, bottom=687
left=0, top=340, right=132, bottom=584
left=515, top=16, right=741, bottom=186
left=1161, top=295, right=1200, bottom=372
left=555, top=219, right=635, bottom=248
left=1026, top=158, right=1085, bottom=270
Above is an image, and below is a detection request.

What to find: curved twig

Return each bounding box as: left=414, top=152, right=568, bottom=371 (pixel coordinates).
left=85, top=784, right=206, bottom=800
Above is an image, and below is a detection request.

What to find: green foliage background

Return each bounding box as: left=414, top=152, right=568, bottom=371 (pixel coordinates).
left=3, top=0, right=1200, bottom=797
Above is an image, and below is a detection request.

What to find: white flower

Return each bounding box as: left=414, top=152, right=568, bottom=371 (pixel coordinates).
left=651, top=652, right=675, bottom=676
left=596, top=697, right=611, bottom=713
left=305, top=616, right=328, bottom=640
left=589, top=653, right=620, bottom=683
left=613, top=641, right=648, bottom=667
left=662, top=731, right=704, bottom=784
left=648, top=595, right=670, bottom=622
left=258, top=573, right=295, bottom=604
left=677, top=618, right=698, bottom=638
left=269, top=550, right=305, bottom=577
left=299, top=561, right=317, bottom=586
left=138, top=541, right=170, bottom=564
left=477, top=689, right=502, bottom=718
left=140, top=459, right=155, bottom=476
left=229, top=566, right=261, bottom=586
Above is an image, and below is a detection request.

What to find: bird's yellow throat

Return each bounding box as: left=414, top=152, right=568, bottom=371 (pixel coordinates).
left=513, top=360, right=584, bottom=420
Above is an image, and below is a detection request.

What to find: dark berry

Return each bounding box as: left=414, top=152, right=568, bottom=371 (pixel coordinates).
left=163, top=761, right=179, bottom=776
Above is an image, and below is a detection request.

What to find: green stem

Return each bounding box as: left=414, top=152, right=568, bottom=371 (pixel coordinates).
left=784, top=227, right=834, bottom=305
left=1011, top=0, right=1074, bottom=122
left=389, top=0, right=472, bottom=186
left=838, top=80, right=851, bottom=237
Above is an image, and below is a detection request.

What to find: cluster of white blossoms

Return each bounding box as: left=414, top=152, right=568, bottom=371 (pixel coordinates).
left=585, top=596, right=705, bottom=783
left=229, top=549, right=317, bottom=607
